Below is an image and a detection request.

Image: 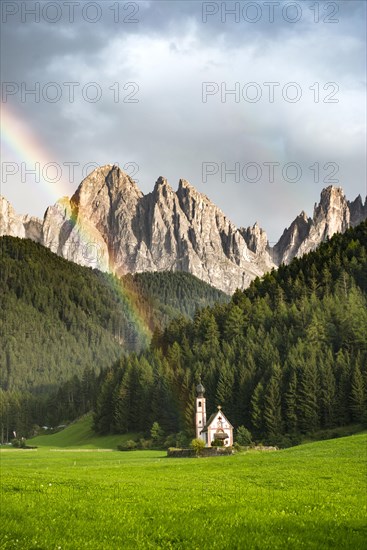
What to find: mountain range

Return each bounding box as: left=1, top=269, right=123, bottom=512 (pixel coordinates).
left=1, top=165, right=366, bottom=294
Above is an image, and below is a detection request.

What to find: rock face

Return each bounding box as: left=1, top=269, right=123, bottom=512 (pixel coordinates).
left=348, top=195, right=367, bottom=227
left=39, top=165, right=268, bottom=293
left=272, top=211, right=311, bottom=265
left=0, top=196, right=42, bottom=242
left=272, top=186, right=366, bottom=265
left=1, top=169, right=366, bottom=293
left=240, top=222, right=274, bottom=268
left=7, top=165, right=272, bottom=293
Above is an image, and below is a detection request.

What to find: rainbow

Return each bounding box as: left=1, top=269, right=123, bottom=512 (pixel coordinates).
left=1, top=104, right=152, bottom=345
left=1, top=104, right=67, bottom=202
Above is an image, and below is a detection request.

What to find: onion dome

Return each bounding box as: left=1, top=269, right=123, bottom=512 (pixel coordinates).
left=196, top=382, right=205, bottom=396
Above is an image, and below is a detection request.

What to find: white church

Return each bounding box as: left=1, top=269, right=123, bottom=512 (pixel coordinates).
left=195, top=382, right=234, bottom=447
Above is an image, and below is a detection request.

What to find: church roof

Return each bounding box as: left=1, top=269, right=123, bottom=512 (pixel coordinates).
left=201, top=412, right=216, bottom=433
left=201, top=409, right=234, bottom=433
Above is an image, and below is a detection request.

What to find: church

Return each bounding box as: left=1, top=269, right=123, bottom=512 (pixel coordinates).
left=195, top=382, right=234, bottom=447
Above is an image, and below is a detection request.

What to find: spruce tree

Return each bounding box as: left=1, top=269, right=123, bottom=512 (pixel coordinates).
left=251, top=382, right=264, bottom=435
left=263, top=364, right=282, bottom=439
left=284, top=367, right=298, bottom=434
left=350, top=365, right=366, bottom=422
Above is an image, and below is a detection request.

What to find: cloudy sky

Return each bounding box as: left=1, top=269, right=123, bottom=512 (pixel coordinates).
left=1, top=0, right=366, bottom=242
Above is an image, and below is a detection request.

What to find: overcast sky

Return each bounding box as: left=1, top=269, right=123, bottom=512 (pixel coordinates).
left=1, top=0, right=366, bottom=242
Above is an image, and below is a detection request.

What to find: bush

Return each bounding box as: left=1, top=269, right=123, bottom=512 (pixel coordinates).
left=176, top=431, right=190, bottom=448
left=11, top=438, right=26, bottom=448
left=117, top=440, right=137, bottom=451
left=211, top=438, right=224, bottom=447
left=275, top=435, right=293, bottom=449
left=139, top=438, right=152, bottom=449
left=162, top=432, right=191, bottom=449
left=190, top=438, right=205, bottom=456
left=150, top=422, right=164, bottom=446
left=236, top=426, right=253, bottom=446
left=163, top=434, right=177, bottom=449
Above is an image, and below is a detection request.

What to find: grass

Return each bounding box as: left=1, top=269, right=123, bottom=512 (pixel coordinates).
left=0, top=433, right=366, bottom=549
left=28, top=414, right=141, bottom=450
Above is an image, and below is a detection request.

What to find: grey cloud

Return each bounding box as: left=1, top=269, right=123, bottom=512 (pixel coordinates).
left=1, top=0, right=365, bottom=242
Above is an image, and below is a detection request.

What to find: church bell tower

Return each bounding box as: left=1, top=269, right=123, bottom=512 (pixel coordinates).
left=195, top=381, right=207, bottom=442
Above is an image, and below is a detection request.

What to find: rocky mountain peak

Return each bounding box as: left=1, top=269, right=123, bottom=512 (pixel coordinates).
left=320, top=185, right=343, bottom=198
left=272, top=211, right=311, bottom=265
left=72, top=165, right=142, bottom=207
left=0, top=196, right=25, bottom=238
left=178, top=178, right=195, bottom=191
left=240, top=222, right=269, bottom=255
left=1, top=172, right=366, bottom=293
left=272, top=186, right=360, bottom=265
left=317, top=185, right=345, bottom=210
left=311, top=185, right=349, bottom=237
left=176, top=178, right=227, bottom=228
left=348, top=194, right=367, bottom=227
left=299, top=210, right=308, bottom=221
left=0, top=196, right=43, bottom=241
left=153, top=176, right=174, bottom=198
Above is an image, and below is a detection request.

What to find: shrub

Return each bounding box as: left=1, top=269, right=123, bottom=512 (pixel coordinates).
left=117, top=440, right=137, bottom=451
left=275, top=435, right=293, bottom=449
left=176, top=431, right=190, bottom=448
left=11, top=438, right=26, bottom=448
left=163, top=434, right=177, bottom=449
left=190, top=438, right=205, bottom=456
left=139, top=438, right=152, bottom=449
left=150, top=422, right=164, bottom=446
left=211, top=438, right=224, bottom=447
left=236, top=426, right=253, bottom=446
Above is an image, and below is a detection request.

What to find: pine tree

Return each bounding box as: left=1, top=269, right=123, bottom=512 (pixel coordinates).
left=215, top=360, right=234, bottom=412
left=350, top=365, right=366, bottom=422
left=297, top=358, right=319, bottom=434
left=263, top=364, right=282, bottom=439
left=113, top=369, right=130, bottom=433
left=335, top=349, right=351, bottom=425
left=319, top=350, right=336, bottom=428
left=93, top=369, right=116, bottom=434
left=223, top=305, right=244, bottom=342
left=250, top=382, right=264, bottom=434
left=284, top=367, right=298, bottom=434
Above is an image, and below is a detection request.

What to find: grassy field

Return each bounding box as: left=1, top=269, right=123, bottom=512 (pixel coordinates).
left=0, top=433, right=366, bottom=549
left=28, top=415, right=140, bottom=450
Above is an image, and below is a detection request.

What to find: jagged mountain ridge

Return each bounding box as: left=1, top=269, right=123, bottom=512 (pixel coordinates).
left=0, top=165, right=366, bottom=293
left=273, top=186, right=367, bottom=265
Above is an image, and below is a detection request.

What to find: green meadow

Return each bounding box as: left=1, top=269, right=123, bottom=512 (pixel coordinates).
left=1, top=432, right=366, bottom=550
left=28, top=415, right=140, bottom=450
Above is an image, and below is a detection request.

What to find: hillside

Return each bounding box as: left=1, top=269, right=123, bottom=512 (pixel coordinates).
left=93, top=221, right=367, bottom=441
left=28, top=414, right=139, bottom=449
left=0, top=237, right=228, bottom=394
left=124, top=271, right=227, bottom=322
